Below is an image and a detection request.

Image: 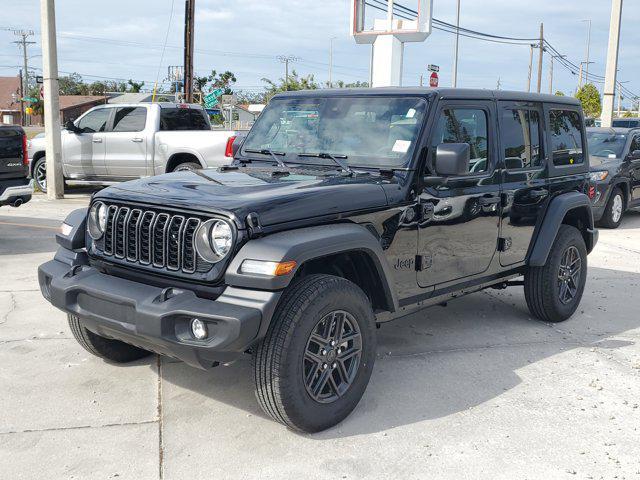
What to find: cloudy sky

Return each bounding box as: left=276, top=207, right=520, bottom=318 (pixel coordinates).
left=1, top=0, right=639, bottom=105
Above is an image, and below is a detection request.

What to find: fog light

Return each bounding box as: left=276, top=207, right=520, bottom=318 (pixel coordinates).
left=191, top=318, right=208, bottom=340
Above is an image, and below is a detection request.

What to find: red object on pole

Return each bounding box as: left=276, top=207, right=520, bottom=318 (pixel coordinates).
left=429, top=72, right=439, bottom=87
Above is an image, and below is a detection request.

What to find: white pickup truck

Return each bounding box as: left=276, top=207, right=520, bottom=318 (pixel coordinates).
left=28, top=103, right=237, bottom=192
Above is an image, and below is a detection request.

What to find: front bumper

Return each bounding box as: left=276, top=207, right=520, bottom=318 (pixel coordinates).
left=0, top=178, right=33, bottom=207
left=38, top=253, right=281, bottom=369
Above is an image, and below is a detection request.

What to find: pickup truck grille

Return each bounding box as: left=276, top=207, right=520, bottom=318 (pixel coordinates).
left=95, top=204, right=211, bottom=275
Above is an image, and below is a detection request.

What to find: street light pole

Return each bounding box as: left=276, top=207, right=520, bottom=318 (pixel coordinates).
left=452, top=0, right=461, bottom=88
left=526, top=44, right=534, bottom=92
left=40, top=0, right=64, bottom=199
left=602, top=0, right=623, bottom=128
left=582, top=19, right=592, bottom=84
left=536, top=23, right=544, bottom=93
left=329, top=37, right=336, bottom=88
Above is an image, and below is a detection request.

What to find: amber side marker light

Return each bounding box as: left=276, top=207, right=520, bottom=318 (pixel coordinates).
left=240, top=260, right=297, bottom=276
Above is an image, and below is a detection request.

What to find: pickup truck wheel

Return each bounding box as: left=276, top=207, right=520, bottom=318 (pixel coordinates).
left=172, top=162, right=201, bottom=172
left=524, top=225, right=587, bottom=323
left=33, top=157, right=48, bottom=193
left=253, top=274, right=376, bottom=433
left=598, top=187, right=624, bottom=229
left=68, top=314, right=151, bottom=363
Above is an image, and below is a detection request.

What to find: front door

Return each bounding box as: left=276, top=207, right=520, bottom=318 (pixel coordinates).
left=498, top=101, right=550, bottom=266
left=104, top=106, right=149, bottom=178
left=63, top=107, right=110, bottom=177
left=629, top=134, right=640, bottom=205
left=417, top=101, right=501, bottom=288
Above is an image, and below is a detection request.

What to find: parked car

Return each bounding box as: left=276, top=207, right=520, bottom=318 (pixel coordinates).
left=39, top=88, right=597, bottom=433
left=28, top=103, right=237, bottom=192
left=612, top=118, right=640, bottom=129
left=586, top=126, right=640, bottom=228
left=0, top=125, right=33, bottom=208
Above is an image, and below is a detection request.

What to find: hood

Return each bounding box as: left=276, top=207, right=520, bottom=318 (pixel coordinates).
left=96, top=167, right=389, bottom=228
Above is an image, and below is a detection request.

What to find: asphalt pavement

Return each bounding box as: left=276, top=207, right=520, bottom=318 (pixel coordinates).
left=1, top=192, right=639, bottom=480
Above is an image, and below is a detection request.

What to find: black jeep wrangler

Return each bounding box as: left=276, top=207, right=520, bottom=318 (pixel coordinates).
left=39, top=89, right=598, bottom=432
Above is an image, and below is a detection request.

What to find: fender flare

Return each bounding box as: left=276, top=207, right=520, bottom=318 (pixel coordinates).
left=528, top=191, right=596, bottom=267
left=225, top=223, right=398, bottom=312
left=165, top=149, right=207, bottom=172
left=56, top=207, right=88, bottom=251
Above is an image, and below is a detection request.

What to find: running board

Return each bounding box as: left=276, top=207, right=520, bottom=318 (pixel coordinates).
left=65, top=180, right=120, bottom=187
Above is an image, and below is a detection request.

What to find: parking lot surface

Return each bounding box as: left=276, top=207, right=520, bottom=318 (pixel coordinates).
left=1, top=192, right=639, bottom=480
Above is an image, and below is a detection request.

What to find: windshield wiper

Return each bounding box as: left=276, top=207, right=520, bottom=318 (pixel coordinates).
left=298, top=152, right=354, bottom=175
left=244, top=148, right=287, bottom=168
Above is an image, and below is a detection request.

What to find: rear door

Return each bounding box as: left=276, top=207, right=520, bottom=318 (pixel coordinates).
left=104, top=106, right=149, bottom=178
left=0, top=127, right=25, bottom=179
left=63, top=107, right=110, bottom=177
left=498, top=101, right=550, bottom=266
left=417, top=100, right=501, bottom=288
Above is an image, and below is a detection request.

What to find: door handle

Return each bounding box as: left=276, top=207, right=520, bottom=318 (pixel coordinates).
left=132, top=137, right=144, bottom=143
left=92, top=138, right=102, bottom=143
left=479, top=196, right=500, bottom=206
left=529, top=188, right=548, bottom=199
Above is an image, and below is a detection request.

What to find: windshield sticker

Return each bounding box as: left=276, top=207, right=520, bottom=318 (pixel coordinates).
left=392, top=140, right=411, bottom=153
left=406, top=108, right=416, bottom=118
left=608, top=154, right=616, bottom=158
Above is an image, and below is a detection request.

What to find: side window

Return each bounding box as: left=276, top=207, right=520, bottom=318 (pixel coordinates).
left=430, top=108, right=488, bottom=174
left=189, top=110, right=210, bottom=130
left=77, top=109, right=110, bottom=133
left=112, top=107, right=147, bottom=132
left=550, top=110, right=584, bottom=166
left=501, top=109, right=543, bottom=169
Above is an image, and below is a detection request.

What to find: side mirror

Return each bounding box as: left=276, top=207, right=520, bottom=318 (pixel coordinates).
left=630, top=150, right=640, bottom=160
left=435, top=143, right=471, bottom=176
left=64, top=119, right=80, bottom=133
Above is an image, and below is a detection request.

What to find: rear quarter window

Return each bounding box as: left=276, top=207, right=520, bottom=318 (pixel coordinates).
left=160, top=108, right=211, bottom=130
left=549, top=110, right=584, bottom=166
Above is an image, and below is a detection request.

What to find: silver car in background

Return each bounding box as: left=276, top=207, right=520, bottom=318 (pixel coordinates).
left=28, top=103, right=237, bottom=192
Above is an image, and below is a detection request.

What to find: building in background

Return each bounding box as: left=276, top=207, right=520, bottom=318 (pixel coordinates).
left=58, top=95, right=108, bottom=123
left=0, top=76, right=23, bottom=125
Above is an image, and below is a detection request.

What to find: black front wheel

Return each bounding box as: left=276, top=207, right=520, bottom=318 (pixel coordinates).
left=253, top=274, right=376, bottom=433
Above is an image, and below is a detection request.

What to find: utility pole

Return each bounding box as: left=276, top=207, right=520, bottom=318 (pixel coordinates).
left=12, top=30, right=35, bottom=127
left=527, top=44, right=534, bottom=92
left=328, top=37, right=336, bottom=88
left=578, top=63, right=583, bottom=89
left=18, top=68, right=24, bottom=127
left=277, top=55, right=297, bottom=91
left=549, top=55, right=566, bottom=94
left=452, top=0, right=461, bottom=87
left=419, top=74, right=423, bottom=87
left=582, top=19, right=592, bottom=84
left=602, top=0, right=623, bottom=128
left=616, top=80, right=629, bottom=117
left=536, top=23, right=544, bottom=93
left=183, top=0, right=195, bottom=103
left=40, top=0, right=64, bottom=199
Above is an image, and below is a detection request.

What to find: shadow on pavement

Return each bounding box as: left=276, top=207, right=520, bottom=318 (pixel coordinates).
left=0, top=215, right=61, bottom=255
left=158, top=266, right=640, bottom=438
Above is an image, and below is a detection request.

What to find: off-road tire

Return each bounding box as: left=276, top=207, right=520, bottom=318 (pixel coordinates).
left=598, top=187, right=624, bottom=229
left=172, top=162, right=201, bottom=172
left=524, top=225, right=587, bottom=323
left=68, top=314, right=151, bottom=362
left=253, top=274, right=377, bottom=433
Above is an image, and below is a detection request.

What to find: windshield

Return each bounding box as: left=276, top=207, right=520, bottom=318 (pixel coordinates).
left=241, top=96, right=428, bottom=168
left=587, top=131, right=627, bottom=158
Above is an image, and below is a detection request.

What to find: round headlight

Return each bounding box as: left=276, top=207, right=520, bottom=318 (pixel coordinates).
left=195, top=219, right=233, bottom=263
left=88, top=202, right=108, bottom=240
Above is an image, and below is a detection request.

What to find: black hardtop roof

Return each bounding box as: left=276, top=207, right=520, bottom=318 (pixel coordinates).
left=274, top=87, right=581, bottom=106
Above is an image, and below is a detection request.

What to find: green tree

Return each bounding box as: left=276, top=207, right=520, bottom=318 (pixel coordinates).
left=262, top=70, right=319, bottom=100
left=555, top=90, right=565, bottom=96
left=127, top=79, right=145, bottom=93
left=576, top=83, right=601, bottom=118
left=194, top=70, right=237, bottom=95
left=58, top=73, right=89, bottom=95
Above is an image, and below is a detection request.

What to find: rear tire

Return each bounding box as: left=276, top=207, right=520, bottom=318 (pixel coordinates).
left=33, top=157, right=48, bottom=193
left=172, top=162, right=201, bottom=172
left=68, top=314, right=151, bottom=363
left=598, top=187, right=624, bottom=229
left=524, top=225, right=587, bottom=323
left=253, top=274, right=377, bottom=433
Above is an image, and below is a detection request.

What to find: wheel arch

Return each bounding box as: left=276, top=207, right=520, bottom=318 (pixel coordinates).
left=225, top=223, right=398, bottom=315
left=165, top=151, right=205, bottom=172
left=528, top=191, right=597, bottom=267
left=30, top=150, right=46, bottom=176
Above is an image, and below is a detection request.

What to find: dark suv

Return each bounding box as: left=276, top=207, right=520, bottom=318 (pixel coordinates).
left=39, top=89, right=597, bottom=432
left=586, top=127, right=640, bottom=228
left=0, top=125, right=33, bottom=208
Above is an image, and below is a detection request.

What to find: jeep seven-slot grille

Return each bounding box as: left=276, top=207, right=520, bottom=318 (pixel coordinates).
left=96, top=204, right=208, bottom=275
